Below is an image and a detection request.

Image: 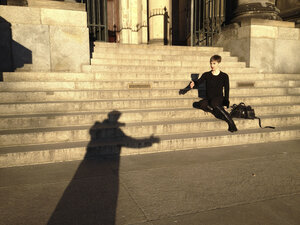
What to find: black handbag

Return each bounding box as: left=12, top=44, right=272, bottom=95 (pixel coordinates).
left=230, top=103, right=275, bottom=129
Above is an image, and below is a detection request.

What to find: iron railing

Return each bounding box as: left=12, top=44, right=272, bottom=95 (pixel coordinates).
left=81, top=0, right=108, bottom=42
left=193, top=0, right=225, bottom=46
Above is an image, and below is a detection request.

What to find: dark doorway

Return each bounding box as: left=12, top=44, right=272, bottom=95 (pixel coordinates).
left=172, top=0, right=191, bottom=46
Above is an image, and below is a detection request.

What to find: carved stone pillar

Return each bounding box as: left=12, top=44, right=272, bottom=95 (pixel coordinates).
left=119, top=0, right=148, bottom=44
left=148, top=0, right=172, bottom=45
left=232, top=0, right=281, bottom=23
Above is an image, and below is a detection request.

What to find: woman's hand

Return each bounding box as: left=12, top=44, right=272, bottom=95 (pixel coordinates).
left=190, top=81, right=195, bottom=88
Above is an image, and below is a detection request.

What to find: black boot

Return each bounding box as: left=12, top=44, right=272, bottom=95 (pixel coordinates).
left=215, top=106, right=238, bottom=132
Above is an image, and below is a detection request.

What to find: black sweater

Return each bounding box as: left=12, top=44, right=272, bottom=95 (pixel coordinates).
left=194, top=71, right=229, bottom=100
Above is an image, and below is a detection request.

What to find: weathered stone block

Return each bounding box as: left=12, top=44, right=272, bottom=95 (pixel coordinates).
left=120, top=29, right=130, bottom=44
left=278, top=27, right=300, bottom=40
left=238, top=26, right=250, bottom=39
left=274, top=39, right=300, bottom=73
left=49, top=26, right=89, bottom=72
left=131, top=31, right=139, bottom=44
left=222, top=24, right=239, bottom=38
left=250, top=38, right=275, bottom=73
left=11, top=24, right=51, bottom=71
left=27, top=0, right=86, bottom=11
left=251, top=25, right=278, bottom=38
left=0, top=5, right=41, bottom=25
left=242, top=18, right=295, bottom=28
left=41, top=8, right=87, bottom=27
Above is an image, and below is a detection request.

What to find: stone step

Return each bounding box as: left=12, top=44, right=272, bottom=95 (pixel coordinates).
left=1, top=125, right=300, bottom=168
left=1, top=80, right=300, bottom=93
left=81, top=65, right=258, bottom=73
left=92, top=53, right=238, bottom=62
left=93, top=42, right=224, bottom=52
left=0, top=114, right=298, bottom=147
left=0, top=95, right=299, bottom=115
left=90, top=59, right=246, bottom=67
left=1, top=104, right=299, bottom=130
left=92, top=47, right=230, bottom=56
left=3, top=72, right=300, bottom=82
left=14, top=64, right=33, bottom=72
left=1, top=87, right=300, bottom=103
left=27, top=0, right=86, bottom=11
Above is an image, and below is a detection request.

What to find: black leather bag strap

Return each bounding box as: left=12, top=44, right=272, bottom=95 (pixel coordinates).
left=254, top=116, right=275, bottom=129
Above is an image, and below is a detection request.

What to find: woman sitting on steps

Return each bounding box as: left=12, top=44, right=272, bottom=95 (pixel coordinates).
left=179, top=55, right=238, bottom=133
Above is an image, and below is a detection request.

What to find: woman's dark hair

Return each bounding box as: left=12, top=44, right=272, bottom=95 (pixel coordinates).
left=210, top=55, right=222, bottom=63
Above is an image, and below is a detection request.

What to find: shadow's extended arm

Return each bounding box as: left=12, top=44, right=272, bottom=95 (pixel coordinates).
left=123, top=134, right=160, bottom=148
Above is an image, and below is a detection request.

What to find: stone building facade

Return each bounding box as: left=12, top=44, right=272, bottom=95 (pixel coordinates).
left=2, top=0, right=299, bottom=45
left=1, top=0, right=300, bottom=73
left=107, top=0, right=300, bottom=46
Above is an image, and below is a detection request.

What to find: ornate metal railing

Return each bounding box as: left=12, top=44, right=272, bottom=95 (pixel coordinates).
left=192, top=0, right=225, bottom=46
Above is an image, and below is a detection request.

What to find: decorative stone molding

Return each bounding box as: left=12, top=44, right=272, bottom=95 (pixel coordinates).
left=232, top=1, right=281, bottom=23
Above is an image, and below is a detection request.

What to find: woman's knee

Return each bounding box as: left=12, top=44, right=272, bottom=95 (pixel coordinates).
left=210, top=97, right=224, bottom=108
left=194, top=100, right=209, bottom=110
left=193, top=102, right=201, bottom=109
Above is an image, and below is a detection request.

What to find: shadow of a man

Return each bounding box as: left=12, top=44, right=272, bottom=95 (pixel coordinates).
left=47, top=110, right=160, bottom=225
left=0, top=16, right=32, bottom=74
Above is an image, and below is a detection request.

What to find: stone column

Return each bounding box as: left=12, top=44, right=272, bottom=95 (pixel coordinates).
left=232, top=0, right=281, bottom=23
left=141, top=0, right=148, bottom=43
left=148, top=0, right=172, bottom=45
left=119, top=0, right=131, bottom=43
left=119, top=0, right=148, bottom=44
left=277, top=0, right=300, bottom=27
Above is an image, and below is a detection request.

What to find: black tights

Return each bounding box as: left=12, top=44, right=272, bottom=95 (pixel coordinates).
left=193, top=96, right=224, bottom=112
left=193, top=97, right=237, bottom=132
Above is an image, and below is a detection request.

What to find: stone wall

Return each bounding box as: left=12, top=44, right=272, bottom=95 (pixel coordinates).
left=216, top=18, right=300, bottom=74
left=0, top=5, right=89, bottom=72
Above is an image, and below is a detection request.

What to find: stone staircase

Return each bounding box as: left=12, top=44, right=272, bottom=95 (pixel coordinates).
left=1, top=42, right=300, bottom=168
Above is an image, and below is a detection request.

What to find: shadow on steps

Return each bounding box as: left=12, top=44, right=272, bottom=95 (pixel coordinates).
left=47, top=110, right=160, bottom=225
